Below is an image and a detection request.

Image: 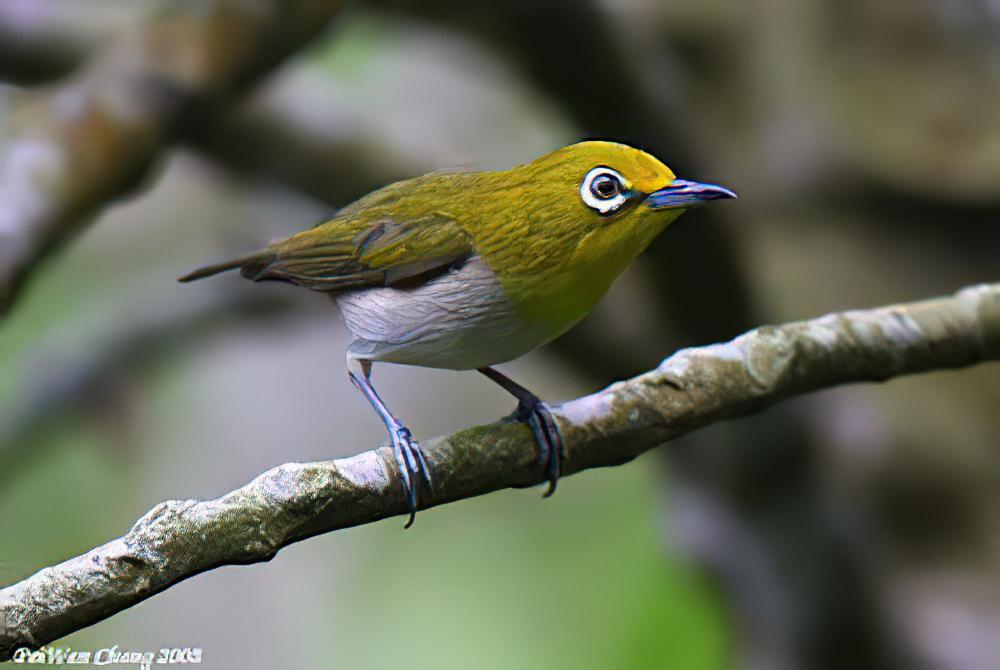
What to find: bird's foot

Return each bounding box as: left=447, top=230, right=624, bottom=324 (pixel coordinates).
left=390, top=426, right=433, bottom=528
left=514, top=399, right=563, bottom=497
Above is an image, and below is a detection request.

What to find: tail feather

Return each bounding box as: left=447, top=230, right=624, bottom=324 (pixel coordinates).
left=177, top=252, right=275, bottom=283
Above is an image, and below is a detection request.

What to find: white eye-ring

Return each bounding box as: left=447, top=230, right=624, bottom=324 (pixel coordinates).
left=580, top=167, right=629, bottom=215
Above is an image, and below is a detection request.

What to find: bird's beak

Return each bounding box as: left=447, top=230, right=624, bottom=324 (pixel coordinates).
left=644, top=179, right=737, bottom=210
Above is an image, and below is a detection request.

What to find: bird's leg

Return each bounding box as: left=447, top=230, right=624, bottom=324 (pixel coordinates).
left=478, top=367, right=563, bottom=496
left=348, top=358, right=433, bottom=528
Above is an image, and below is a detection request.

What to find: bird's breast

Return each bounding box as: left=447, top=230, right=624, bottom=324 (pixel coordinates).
left=336, top=255, right=551, bottom=370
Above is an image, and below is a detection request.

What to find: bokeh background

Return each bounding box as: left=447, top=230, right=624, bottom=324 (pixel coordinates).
left=1, top=1, right=999, bottom=669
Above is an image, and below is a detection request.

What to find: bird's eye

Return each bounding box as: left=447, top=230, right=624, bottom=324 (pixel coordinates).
left=592, top=174, right=621, bottom=199
left=581, top=167, right=629, bottom=215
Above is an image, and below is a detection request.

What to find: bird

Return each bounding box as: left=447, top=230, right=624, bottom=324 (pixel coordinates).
left=179, top=140, right=736, bottom=527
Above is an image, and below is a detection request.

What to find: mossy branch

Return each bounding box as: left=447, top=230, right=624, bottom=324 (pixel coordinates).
left=2, top=283, right=999, bottom=658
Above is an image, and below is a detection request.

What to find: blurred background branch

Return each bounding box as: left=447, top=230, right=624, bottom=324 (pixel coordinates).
left=0, top=0, right=345, bottom=315
left=2, top=282, right=998, bottom=660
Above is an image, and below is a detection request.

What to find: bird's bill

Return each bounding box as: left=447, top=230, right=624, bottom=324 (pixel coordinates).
left=643, top=179, right=737, bottom=210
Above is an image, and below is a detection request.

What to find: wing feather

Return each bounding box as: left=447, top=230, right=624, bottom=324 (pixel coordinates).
left=245, top=213, right=473, bottom=292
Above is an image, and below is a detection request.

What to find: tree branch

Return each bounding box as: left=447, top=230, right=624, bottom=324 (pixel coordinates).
left=2, top=283, right=999, bottom=657
left=0, top=0, right=344, bottom=315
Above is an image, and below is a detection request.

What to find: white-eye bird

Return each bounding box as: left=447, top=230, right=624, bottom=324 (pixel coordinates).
left=180, top=140, right=736, bottom=526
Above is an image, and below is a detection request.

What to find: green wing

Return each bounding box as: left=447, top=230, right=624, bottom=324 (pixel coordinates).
left=178, top=172, right=481, bottom=291
left=233, top=212, right=473, bottom=293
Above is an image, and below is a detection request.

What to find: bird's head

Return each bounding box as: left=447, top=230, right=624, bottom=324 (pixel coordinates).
left=479, top=140, right=736, bottom=324
left=501, top=140, right=736, bottom=284
left=521, top=139, right=735, bottom=228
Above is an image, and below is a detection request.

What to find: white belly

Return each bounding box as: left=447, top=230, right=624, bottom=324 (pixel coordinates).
left=335, top=256, right=542, bottom=370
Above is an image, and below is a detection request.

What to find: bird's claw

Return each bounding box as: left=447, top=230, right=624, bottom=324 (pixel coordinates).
left=516, top=400, right=563, bottom=497
left=391, top=426, right=433, bottom=528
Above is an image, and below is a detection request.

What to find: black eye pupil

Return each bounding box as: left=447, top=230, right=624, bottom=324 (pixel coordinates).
left=592, top=175, right=620, bottom=199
